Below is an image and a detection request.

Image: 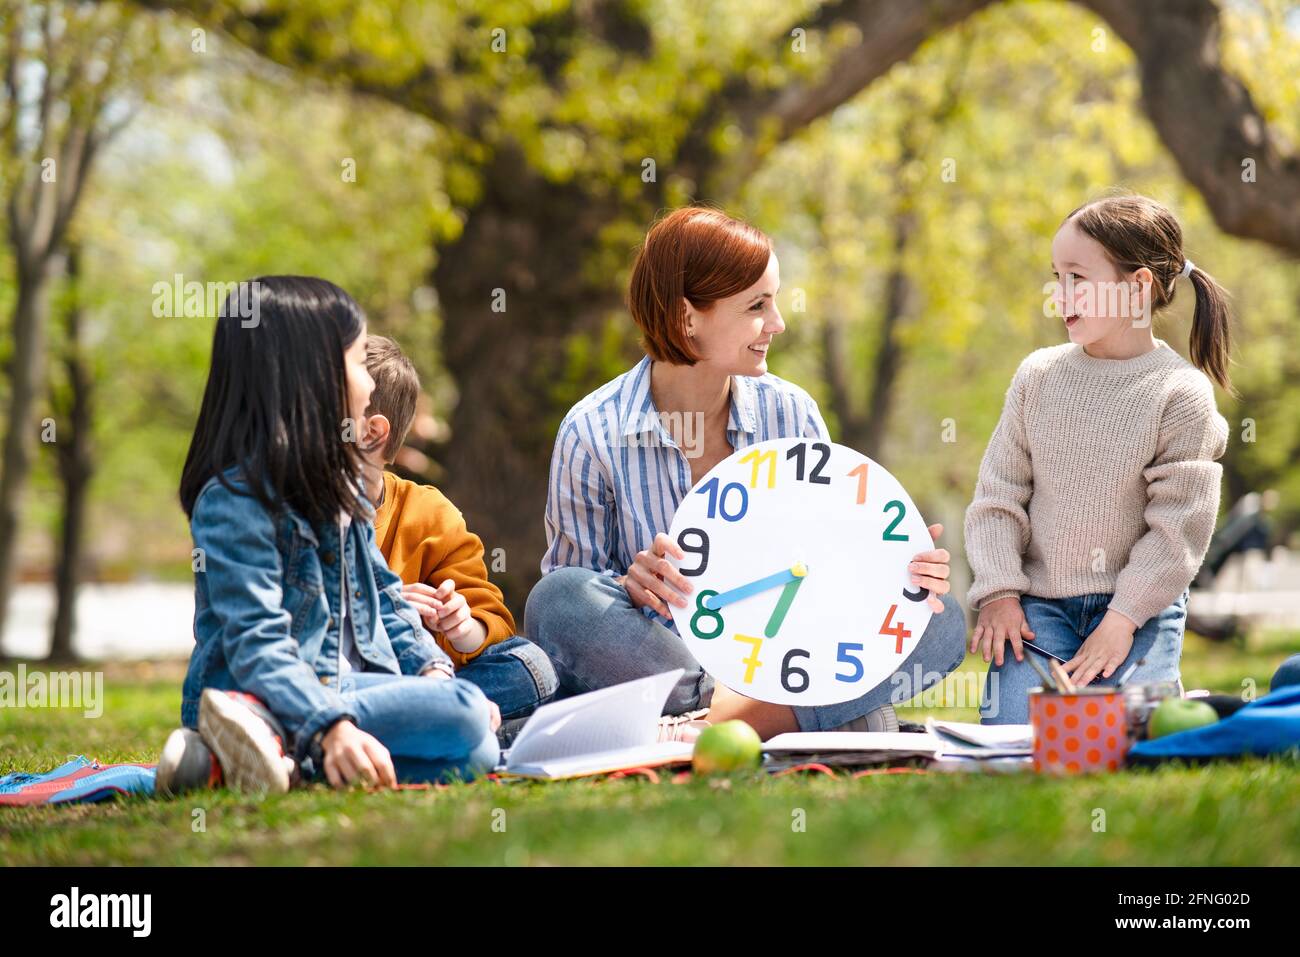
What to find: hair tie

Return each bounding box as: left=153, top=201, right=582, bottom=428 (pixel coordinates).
left=1180, top=259, right=1195, bottom=279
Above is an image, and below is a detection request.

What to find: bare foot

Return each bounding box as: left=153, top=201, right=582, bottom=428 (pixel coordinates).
left=705, top=683, right=799, bottom=740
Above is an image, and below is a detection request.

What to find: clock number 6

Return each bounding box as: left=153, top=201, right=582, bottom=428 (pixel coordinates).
left=781, top=648, right=811, bottom=693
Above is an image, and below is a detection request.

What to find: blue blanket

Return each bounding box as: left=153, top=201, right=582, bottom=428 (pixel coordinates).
left=1130, top=685, right=1300, bottom=760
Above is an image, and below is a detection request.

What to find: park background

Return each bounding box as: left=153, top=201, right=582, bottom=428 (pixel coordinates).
left=1, top=0, right=1299, bottom=866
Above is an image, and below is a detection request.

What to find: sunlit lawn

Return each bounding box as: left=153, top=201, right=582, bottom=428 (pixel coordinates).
left=3, top=630, right=1298, bottom=866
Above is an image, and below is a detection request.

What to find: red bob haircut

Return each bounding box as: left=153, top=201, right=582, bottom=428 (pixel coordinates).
left=627, top=206, right=773, bottom=365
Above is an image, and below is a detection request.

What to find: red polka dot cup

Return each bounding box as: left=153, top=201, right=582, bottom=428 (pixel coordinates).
left=1028, top=688, right=1130, bottom=774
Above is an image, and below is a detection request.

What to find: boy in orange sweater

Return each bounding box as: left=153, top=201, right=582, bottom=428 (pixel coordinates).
left=359, top=336, right=556, bottom=725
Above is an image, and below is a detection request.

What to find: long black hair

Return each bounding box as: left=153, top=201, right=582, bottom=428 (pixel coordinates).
left=179, top=275, right=369, bottom=526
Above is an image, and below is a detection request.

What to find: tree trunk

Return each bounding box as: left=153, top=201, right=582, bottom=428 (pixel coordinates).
left=48, top=247, right=93, bottom=664
left=0, top=257, right=59, bottom=656
left=860, top=209, right=916, bottom=461
left=430, top=145, right=630, bottom=618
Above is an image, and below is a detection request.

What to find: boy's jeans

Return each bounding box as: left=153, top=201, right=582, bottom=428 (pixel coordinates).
left=456, top=636, right=558, bottom=720
left=525, top=566, right=969, bottom=732
left=305, top=673, right=501, bottom=783
left=980, top=590, right=1188, bottom=725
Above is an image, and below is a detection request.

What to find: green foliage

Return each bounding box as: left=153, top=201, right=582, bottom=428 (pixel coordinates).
left=4, top=0, right=1299, bottom=578
left=741, top=1, right=1300, bottom=535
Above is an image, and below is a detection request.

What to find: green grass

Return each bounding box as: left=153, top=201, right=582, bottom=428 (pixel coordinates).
left=3, top=631, right=1299, bottom=866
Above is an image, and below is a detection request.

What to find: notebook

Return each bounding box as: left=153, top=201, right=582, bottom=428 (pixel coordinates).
left=761, top=721, right=1033, bottom=770
left=925, top=719, right=1033, bottom=754
left=497, top=669, right=694, bottom=779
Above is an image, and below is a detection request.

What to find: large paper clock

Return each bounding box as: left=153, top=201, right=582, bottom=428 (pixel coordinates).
left=666, top=438, right=934, bottom=706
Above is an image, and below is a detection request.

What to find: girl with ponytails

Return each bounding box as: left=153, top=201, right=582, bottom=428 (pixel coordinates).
left=966, top=194, right=1233, bottom=724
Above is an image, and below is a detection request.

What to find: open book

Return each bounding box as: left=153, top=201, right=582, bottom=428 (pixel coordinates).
left=497, top=669, right=695, bottom=779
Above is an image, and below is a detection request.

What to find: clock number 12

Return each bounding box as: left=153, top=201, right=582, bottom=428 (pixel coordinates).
left=786, top=442, right=831, bottom=484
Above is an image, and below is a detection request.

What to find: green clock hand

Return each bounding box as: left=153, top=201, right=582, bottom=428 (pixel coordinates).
left=764, top=575, right=806, bottom=638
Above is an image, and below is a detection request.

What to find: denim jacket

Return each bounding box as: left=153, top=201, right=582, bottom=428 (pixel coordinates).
left=181, top=468, right=453, bottom=760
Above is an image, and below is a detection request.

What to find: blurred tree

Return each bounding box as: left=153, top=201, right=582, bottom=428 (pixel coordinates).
left=0, top=1, right=165, bottom=653
left=745, top=0, right=1300, bottom=556
left=46, top=241, right=90, bottom=662
left=122, top=0, right=1298, bottom=611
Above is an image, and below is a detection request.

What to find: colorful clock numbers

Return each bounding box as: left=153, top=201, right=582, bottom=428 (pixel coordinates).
left=667, top=438, right=934, bottom=706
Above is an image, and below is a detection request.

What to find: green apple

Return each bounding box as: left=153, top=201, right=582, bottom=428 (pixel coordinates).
left=1147, top=698, right=1219, bottom=739
left=692, top=720, right=763, bottom=774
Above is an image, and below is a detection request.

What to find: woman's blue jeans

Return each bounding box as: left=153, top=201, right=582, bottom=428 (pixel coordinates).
left=524, top=566, right=968, bottom=732
left=980, top=591, right=1188, bottom=725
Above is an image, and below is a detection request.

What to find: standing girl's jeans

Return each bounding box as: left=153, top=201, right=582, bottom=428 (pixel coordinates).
left=980, top=591, right=1188, bottom=725
left=306, top=673, right=500, bottom=783
left=525, top=566, right=969, bottom=732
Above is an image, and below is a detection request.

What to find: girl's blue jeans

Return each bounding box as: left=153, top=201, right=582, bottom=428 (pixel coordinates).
left=302, top=673, right=501, bottom=784
left=980, top=590, right=1188, bottom=725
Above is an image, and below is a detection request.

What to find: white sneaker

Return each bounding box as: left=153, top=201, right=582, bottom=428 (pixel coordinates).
left=198, top=689, right=295, bottom=794
left=657, top=708, right=711, bottom=743
left=156, top=727, right=221, bottom=796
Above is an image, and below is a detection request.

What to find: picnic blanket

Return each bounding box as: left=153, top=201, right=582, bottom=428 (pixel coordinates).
left=0, top=756, right=156, bottom=806
left=1129, top=684, right=1300, bottom=763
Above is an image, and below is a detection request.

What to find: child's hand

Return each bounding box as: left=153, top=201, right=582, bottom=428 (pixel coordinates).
left=971, top=596, right=1035, bottom=666
left=403, top=580, right=485, bottom=651
left=908, top=523, right=951, bottom=614
left=1064, top=610, right=1136, bottom=687
left=321, top=719, right=397, bottom=789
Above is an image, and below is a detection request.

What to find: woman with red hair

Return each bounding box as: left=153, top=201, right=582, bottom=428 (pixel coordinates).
left=526, top=206, right=967, bottom=740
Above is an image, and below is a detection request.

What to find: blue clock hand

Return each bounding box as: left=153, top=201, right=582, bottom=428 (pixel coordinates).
left=703, top=563, right=807, bottom=610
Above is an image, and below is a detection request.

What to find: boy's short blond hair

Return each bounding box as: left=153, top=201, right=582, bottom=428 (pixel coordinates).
left=365, top=335, right=420, bottom=463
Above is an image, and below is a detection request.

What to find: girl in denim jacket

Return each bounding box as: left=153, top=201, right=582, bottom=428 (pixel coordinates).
left=157, top=276, right=499, bottom=794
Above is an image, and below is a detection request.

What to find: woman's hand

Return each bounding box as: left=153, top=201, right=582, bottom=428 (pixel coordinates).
left=321, top=719, right=397, bottom=789
left=971, top=595, right=1034, bottom=667
left=909, top=523, right=951, bottom=614
left=403, top=580, right=486, bottom=651
left=621, top=532, right=694, bottom=616
left=1064, top=610, right=1136, bottom=687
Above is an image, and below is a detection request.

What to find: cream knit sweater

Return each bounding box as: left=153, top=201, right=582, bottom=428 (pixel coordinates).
left=964, top=340, right=1229, bottom=628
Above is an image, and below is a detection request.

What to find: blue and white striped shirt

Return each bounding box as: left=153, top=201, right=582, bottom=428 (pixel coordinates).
left=541, top=355, right=830, bottom=585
